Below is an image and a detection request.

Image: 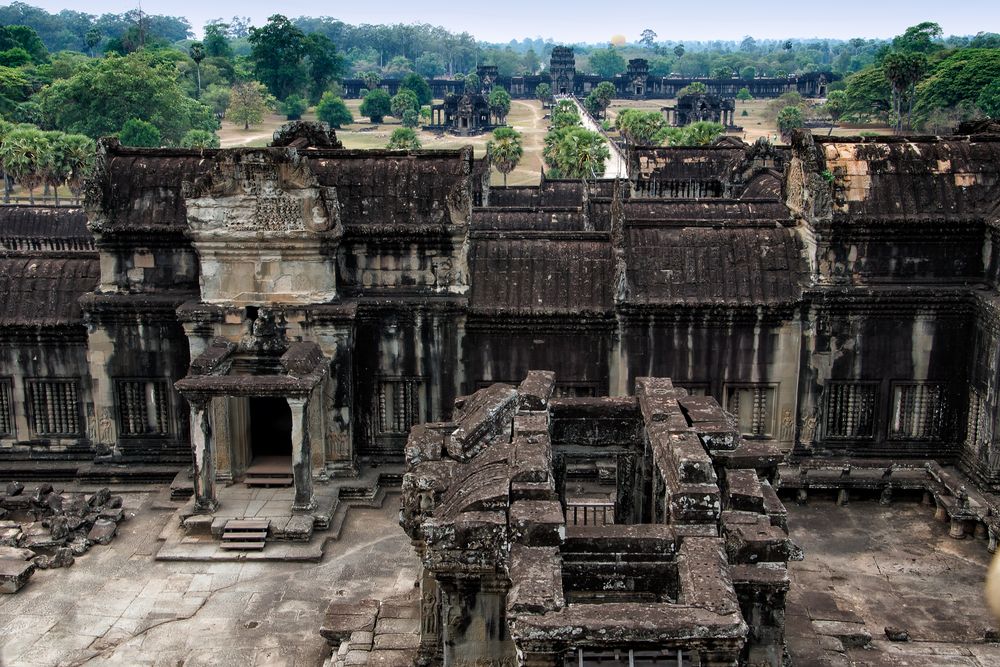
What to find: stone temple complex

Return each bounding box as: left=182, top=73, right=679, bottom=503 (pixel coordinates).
left=2, top=118, right=1000, bottom=664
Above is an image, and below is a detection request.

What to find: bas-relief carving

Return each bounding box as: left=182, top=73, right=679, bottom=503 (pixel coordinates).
left=799, top=415, right=818, bottom=447
left=780, top=408, right=794, bottom=441
left=98, top=408, right=115, bottom=445
left=183, top=149, right=341, bottom=237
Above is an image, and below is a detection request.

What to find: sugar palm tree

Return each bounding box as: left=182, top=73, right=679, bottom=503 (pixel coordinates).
left=0, top=126, right=49, bottom=204
left=189, top=42, right=206, bottom=99
left=59, top=134, right=96, bottom=198
left=487, top=127, right=523, bottom=187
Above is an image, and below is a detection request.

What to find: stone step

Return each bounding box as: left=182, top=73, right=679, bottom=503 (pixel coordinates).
left=244, top=476, right=293, bottom=487
left=218, top=540, right=265, bottom=551
left=223, top=530, right=267, bottom=541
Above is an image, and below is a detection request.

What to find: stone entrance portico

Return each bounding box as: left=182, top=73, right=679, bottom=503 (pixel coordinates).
left=175, top=339, right=329, bottom=515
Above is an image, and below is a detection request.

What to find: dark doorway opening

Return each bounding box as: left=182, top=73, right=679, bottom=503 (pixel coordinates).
left=249, top=397, right=292, bottom=459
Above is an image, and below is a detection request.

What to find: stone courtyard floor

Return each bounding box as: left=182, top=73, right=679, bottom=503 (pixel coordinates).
left=4, top=485, right=1000, bottom=666
left=786, top=499, right=1000, bottom=666
left=0, top=487, right=418, bottom=667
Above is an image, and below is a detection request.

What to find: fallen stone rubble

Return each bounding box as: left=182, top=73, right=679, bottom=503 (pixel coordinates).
left=0, top=482, right=128, bottom=593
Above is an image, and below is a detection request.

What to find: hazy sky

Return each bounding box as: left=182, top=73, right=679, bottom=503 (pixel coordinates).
left=19, top=1, right=1000, bottom=43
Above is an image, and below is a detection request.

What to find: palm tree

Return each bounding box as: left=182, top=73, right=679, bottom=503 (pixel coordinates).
left=189, top=42, right=206, bottom=99
left=557, top=128, right=610, bottom=180
left=0, top=120, right=14, bottom=203
left=0, top=127, right=49, bottom=204
left=882, top=51, right=926, bottom=133
left=59, top=134, right=96, bottom=198
left=487, top=127, right=523, bottom=187
left=40, top=131, right=72, bottom=205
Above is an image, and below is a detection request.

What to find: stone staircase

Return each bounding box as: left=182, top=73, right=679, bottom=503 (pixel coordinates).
left=219, top=519, right=270, bottom=551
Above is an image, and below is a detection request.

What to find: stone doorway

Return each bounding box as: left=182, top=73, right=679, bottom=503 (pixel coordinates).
left=249, top=397, right=292, bottom=461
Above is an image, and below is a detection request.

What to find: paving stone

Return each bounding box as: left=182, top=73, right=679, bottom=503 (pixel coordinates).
left=373, top=616, right=419, bottom=635
left=88, top=518, right=117, bottom=545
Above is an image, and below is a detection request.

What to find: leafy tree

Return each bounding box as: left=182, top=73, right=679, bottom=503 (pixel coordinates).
left=180, top=129, right=220, bottom=148
left=203, top=22, right=232, bottom=59
left=586, top=81, right=616, bottom=118
left=712, top=66, right=732, bottom=80
left=189, top=42, right=205, bottom=98
left=415, top=53, right=445, bottom=78
left=843, top=66, right=891, bottom=122
left=202, top=84, right=232, bottom=118
left=84, top=28, right=102, bottom=56
left=677, top=81, right=708, bottom=98
left=892, top=22, right=943, bottom=54
left=487, top=127, right=523, bottom=186
left=488, top=87, right=512, bottom=124
left=119, top=118, right=161, bottom=147
left=419, top=106, right=431, bottom=123
left=522, top=49, right=540, bottom=75
left=914, top=49, right=1000, bottom=126
left=37, top=52, right=216, bottom=144
left=399, top=109, right=418, bottom=128
left=0, top=25, right=48, bottom=64
left=639, top=29, right=658, bottom=48
left=391, top=89, right=420, bottom=118
left=248, top=15, right=308, bottom=100
left=305, top=33, right=344, bottom=104
left=360, top=88, right=391, bottom=123
left=384, top=56, right=413, bottom=76
left=674, top=44, right=685, bottom=58
left=824, top=90, right=848, bottom=120
left=535, top=82, right=552, bottom=105
left=776, top=105, right=804, bottom=141
left=386, top=127, right=421, bottom=150
left=281, top=94, right=308, bottom=120
left=464, top=73, right=480, bottom=94
left=740, top=66, right=756, bottom=80
left=317, top=92, right=353, bottom=128
left=551, top=99, right=581, bottom=129
left=228, top=80, right=273, bottom=130
left=977, top=79, right=1000, bottom=119
left=615, top=108, right=666, bottom=146
left=0, top=125, right=48, bottom=202
left=589, top=46, right=626, bottom=79
left=361, top=71, right=382, bottom=91
left=400, top=72, right=433, bottom=106
left=736, top=87, right=753, bottom=103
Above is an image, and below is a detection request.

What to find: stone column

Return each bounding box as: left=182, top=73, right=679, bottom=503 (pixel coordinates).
left=288, top=397, right=315, bottom=512
left=189, top=397, right=218, bottom=513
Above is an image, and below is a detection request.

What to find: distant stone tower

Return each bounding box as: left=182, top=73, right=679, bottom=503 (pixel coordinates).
left=627, top=58, right=649, bottom=98
left=549, top=46, right=576, bottom=95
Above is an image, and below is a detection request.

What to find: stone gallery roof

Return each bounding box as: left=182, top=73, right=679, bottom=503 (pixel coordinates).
left=0, top=257, right=99, bottom=327
left=469, top=237, right=613, bottom=315
left=87, top=141, right=477, bottom=234
left=308, top=148, right=475, bottom=228
left=0, top=206, right=94, bottom=255
left=630, top=146, right=747, bottom=183
left=816, top=136, right=1000, bottom=220
left=624, top=227, right=805, bottom=307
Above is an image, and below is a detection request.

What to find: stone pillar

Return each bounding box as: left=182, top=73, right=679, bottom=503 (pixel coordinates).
left=288, top=397, right=315, bottom=512
left=949, top=517, right=966, bottom=539
left=189, top=397, right=218, bottom=513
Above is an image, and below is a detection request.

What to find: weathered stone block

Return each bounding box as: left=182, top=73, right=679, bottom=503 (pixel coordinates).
left=509, top=500, right=564, bottom=547
left=0, top=557, right=35, bottom=593
left=87, top=518, right=117, bottom=546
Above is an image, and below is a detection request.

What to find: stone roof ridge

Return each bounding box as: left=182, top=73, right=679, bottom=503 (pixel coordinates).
left=270, top=121, right=344, bottom=150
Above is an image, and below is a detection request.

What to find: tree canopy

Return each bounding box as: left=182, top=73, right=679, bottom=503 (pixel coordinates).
left=37, top=51, right=216, bottom=144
